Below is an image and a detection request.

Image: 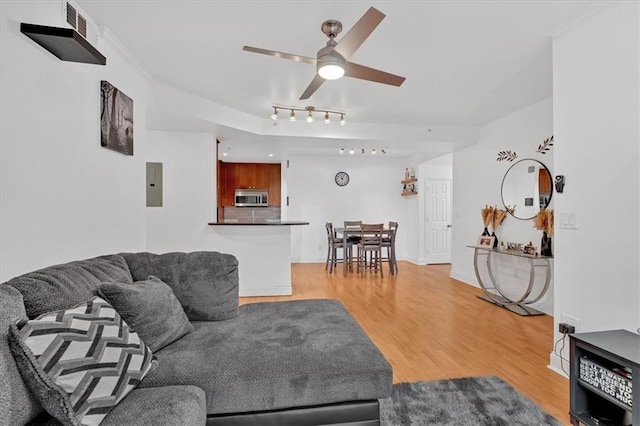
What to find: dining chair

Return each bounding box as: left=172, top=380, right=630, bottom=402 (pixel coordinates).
left=343, top=220, right=362, bottom=271
left=381, top=221, right=399, bottom=275
left=325, top=222, right=346, bottom=273
left=357, top=223, right=384, bottom=277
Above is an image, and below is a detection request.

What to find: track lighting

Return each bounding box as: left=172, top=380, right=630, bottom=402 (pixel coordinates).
left=338, top=147, right=387, bottom=156
left=270, top=105, right=346, bottom=125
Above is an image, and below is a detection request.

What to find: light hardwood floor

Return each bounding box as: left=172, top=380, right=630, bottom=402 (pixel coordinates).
left=239, top=262, right=570, bottom=424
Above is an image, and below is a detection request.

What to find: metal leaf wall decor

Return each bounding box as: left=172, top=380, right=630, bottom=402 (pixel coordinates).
left=496, top=150, right=518, bottom=162
left=536, top=135, right=554, bottom=154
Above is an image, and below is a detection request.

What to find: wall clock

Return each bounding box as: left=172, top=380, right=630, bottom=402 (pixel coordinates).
left=335, top=171, right=350, bottom=187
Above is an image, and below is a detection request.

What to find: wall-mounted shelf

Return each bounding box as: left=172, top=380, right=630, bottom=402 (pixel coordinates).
left=20, top=23, right=106, bottom=65
left=401, top=177, right=417, bottom=196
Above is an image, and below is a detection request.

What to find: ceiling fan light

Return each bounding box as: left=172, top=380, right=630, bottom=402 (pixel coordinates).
left=324, top=112, right=330, bottom=124
left=290, top=110, right=296, bottom=121
left=318, top=64, right=344, bottom=80
left=306, top=110, right=313, bottom=123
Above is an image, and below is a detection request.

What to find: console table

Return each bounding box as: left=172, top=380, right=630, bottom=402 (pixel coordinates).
left=467, top=245, right=552, bottom=316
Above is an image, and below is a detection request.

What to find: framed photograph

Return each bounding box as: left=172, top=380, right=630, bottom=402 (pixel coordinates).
left=523, top=245, right=536, bottom=256
left=100, top=81, right=133, bottom=155
left=477, top=235, right=495, bottom=248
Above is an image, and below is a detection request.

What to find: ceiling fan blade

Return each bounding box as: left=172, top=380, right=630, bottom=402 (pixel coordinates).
left=299, top=75, right=326, bottom=100
left=242, top=46, right=316, bottom=65
left=344, top=62, right=405, bottom=86
left=333, top=7, right=385, bottom=60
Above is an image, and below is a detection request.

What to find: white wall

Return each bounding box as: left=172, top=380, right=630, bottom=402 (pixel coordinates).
left=287, top=156, right=409, bottom=262
left=145, top=131, right=216, bottom=253
left=0, top=1, right=153, bottom=281
left=551, top=2, right=640, bottom=372
left=451, top=97, right=554, bottom=314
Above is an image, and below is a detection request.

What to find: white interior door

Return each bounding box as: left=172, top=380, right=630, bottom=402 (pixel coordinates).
left=426, top=179, right=452, bottom=264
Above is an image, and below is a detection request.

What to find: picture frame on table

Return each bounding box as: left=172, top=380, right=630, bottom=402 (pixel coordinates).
left=523, top=245, right=536, bottom=256
left=477, top=235, right=495, bottom=248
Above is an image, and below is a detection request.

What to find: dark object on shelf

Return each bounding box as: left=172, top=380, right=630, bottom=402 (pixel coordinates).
left=482, top=227, right=490, bottom=236
left=20, top=23, right=106, bottom=65
left=491, top=231, right=498, bottom=248
left=569, top=330, right=638, bottom=426
left=541, top=231, right=552, bottom=257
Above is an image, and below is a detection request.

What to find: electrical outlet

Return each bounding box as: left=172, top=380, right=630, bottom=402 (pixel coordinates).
left=559, top=323, right=575, bottom=334
left=560, top=314, right=580, bottom=333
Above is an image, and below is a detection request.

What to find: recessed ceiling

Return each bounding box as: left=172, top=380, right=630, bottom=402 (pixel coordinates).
left=77, top=0, right=599, bottom=158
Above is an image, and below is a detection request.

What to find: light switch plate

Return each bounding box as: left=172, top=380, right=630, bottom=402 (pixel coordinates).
left=560, top=212, right=577, bottom=229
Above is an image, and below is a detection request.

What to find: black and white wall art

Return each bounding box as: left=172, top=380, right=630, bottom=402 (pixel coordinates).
left=100, top=81, right=133, bottom=155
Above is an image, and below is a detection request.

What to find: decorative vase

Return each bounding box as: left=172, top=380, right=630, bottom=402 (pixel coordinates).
left=482, top=227, right=490, bottom=236
left=541, top=231, right=552, bottom=257
left=491, top=231, right=498, bottom=248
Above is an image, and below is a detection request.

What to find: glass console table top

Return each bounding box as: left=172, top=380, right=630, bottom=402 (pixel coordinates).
left=466, top=245, right=553, bottom=259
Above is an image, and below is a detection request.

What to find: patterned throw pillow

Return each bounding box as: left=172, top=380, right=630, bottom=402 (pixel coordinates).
left=9, top=297, right=157, bottom=426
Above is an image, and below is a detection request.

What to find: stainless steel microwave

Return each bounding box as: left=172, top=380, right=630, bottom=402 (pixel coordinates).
left=234, top=189, right=268, bottom=207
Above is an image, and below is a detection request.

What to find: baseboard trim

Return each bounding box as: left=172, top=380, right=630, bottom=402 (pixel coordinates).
left=548, top=351, right=569, bottom=379
left=450, top=270, right=478, bottom=287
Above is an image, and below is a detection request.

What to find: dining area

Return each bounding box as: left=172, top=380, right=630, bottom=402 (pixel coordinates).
left=325, top=221, right=399, bottom=277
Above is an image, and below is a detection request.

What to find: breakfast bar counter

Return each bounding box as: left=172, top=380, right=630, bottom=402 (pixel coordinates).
left=206, top=220, right=309, bottom=296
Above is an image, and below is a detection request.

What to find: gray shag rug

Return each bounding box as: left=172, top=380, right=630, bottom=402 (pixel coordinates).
left=380, top=376, right=561, bottom=426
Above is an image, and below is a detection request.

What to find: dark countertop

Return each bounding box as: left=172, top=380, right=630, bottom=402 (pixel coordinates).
left=208, top=220, right=309, bottom=226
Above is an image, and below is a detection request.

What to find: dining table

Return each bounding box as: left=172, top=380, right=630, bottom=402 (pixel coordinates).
left=333, top=227, right=396, bottom=276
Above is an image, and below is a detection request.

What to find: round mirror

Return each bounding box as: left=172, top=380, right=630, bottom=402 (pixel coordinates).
left=501, top=159, right=553, bottom=220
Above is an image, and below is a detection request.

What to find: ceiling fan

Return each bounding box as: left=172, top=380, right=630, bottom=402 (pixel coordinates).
left=242, top=7, right=406, bottom=100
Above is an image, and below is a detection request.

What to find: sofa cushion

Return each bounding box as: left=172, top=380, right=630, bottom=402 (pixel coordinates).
left=9, top=297, right=156, bottom=426
left=5, top=255, right=133, bottom=319
left=101, top=385, right=206, bottom=426
left=142, top=299, right=392, bottom=415
left=0, top=284, right=43, bottom=424
left=120, top=252, right=239, bottom=321
left=98, top=276, right=194, bottom=352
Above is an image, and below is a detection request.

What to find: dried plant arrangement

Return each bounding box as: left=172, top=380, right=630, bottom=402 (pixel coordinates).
left=492, top=208, right=508, bottom=232
left=533, top=209, right=554, bottom=236
left=481, top=205, right=494, bottom=229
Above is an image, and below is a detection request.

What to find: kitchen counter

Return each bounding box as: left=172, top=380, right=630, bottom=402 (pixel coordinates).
left=204, top=220, right=309, bottom=297
left=208, top=220, right=309, bottom=226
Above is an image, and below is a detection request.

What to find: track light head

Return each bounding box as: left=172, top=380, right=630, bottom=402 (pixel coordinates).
left=306, top=110, right=313, bottom=123
left=289, top=110, right=296, bottom=121
left=271, top=107, right=278, bottom=120
left=340, top=114, right=346, bottom=126
left=324, top=111, right=330, bottom=124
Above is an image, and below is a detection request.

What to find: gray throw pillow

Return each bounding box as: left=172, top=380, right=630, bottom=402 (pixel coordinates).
left=98, top=276, right=194, bottom=352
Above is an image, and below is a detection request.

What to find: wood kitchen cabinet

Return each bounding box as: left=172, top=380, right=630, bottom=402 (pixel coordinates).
left=539, top=168, right=551, bottom=193
left=218, top=161, right=281, bottom=206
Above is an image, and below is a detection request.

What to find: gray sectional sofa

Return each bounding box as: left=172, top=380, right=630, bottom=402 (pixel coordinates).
left=0, top=252, right=392, bottom=425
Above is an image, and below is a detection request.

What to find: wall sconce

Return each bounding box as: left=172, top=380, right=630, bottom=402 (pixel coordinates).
left=271, top=105, right=346, bottom=125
